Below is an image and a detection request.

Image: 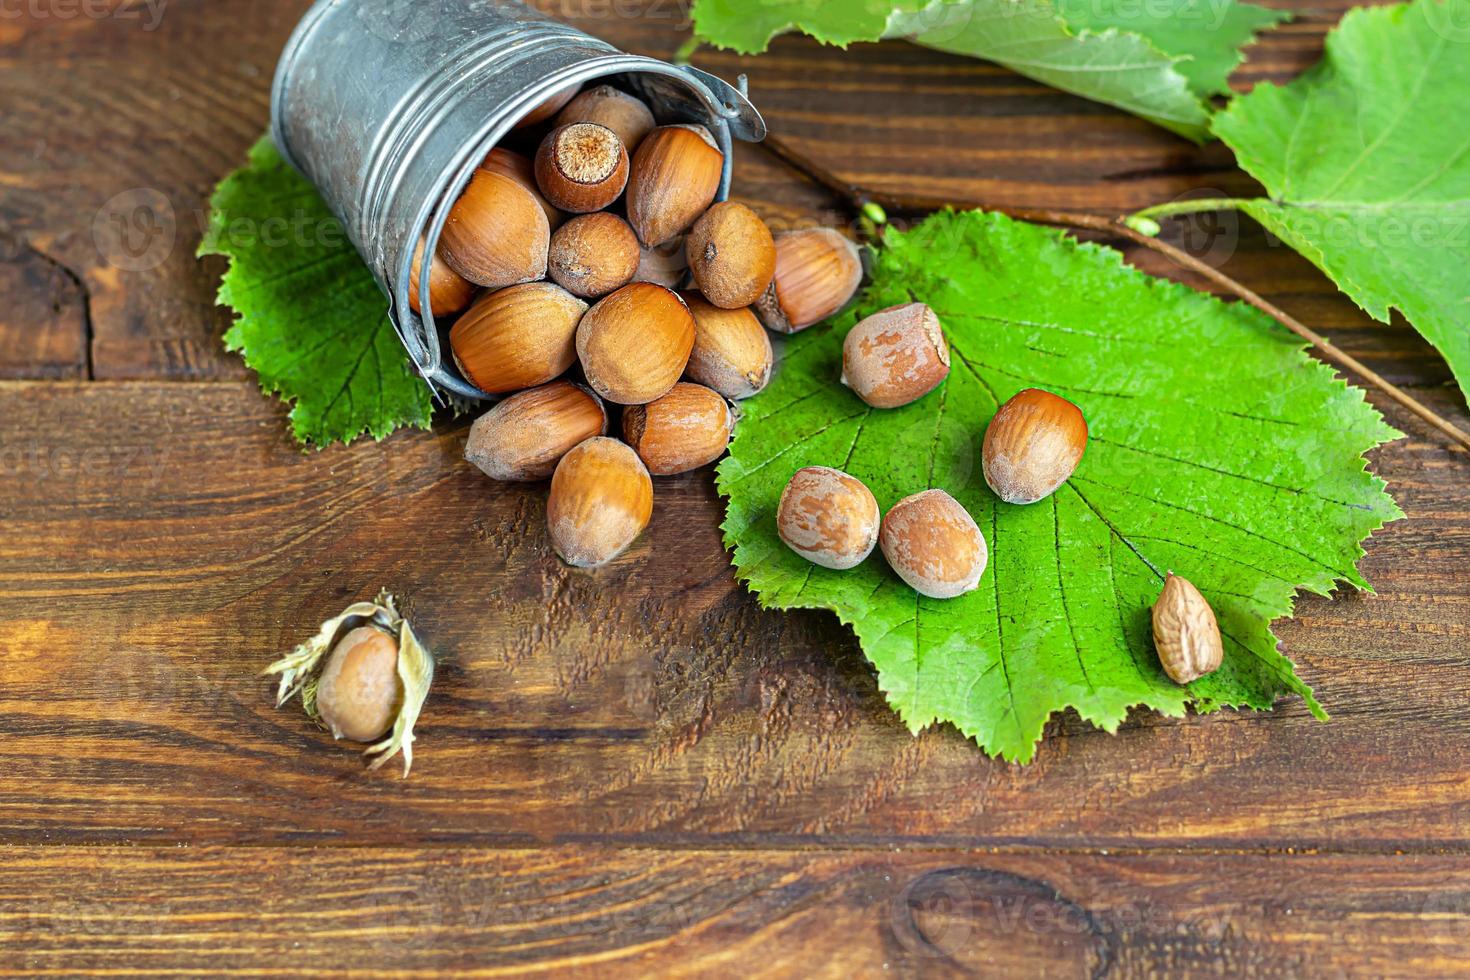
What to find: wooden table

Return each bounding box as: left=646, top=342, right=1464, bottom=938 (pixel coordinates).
left=3, top=0, right=1468, bottom=974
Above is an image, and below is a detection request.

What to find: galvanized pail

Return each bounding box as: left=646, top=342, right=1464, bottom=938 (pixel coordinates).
left=271, top=0, right=767, bottom=399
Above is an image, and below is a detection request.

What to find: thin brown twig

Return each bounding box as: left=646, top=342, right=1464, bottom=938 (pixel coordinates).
left=760, top=131, right=1470, bottom=452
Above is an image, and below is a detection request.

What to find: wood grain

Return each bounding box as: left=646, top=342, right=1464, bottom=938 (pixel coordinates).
left=4, top=846, right=1470, bottom=976
left=3, top=0, right=1469, bottom=972
left=1, top=381, right=1465, bottom=851
left=3, top=0, right=1454, bottom=405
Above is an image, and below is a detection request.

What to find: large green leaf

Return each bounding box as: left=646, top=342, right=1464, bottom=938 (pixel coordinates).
left=200, top=137, right=433, bottom=447
left=691, top=0, right=1288, bottom=140
left=1059, top=0, right=1290, bottom=98
left=718, top=210, right=1401, bottom=762
left=1209, top=0, right=1470, bottom=399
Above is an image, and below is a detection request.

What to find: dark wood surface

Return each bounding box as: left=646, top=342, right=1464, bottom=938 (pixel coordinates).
left=2, top=0, right=1468, bottom=975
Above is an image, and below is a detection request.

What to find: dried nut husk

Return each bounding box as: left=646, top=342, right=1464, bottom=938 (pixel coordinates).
left=548, top=212, right=640, bottom=299
left=1151, top=573, right=1224, bottom=684
left=316, top=626, right=401, bottom=743
left=535, top=122, right=630, bottom=213
left=576, top=282, right=695, bottom=405
left=635, top=235, right=689, bottom=290
left=622, top=382, right=735, bottom=476
left=450, top=282, right=587, bottom=394
left=547, top=437, right=654, bottom=568
left=514, top=81, right=581, bottom=128
left=756, top=228, right=863, bottom=333
left=686, top=201, right=776, bottom=309
left=626, top=124, right=724, bottom=247
left=982, top=388, right=1088, bottom=505
left=480, top=147, right=564, bottom=230
left=264, top=590, right=434, bottom=776
left=464, top=380, right=608, bottom=482
left=777, top=466, right=880, bottom=571
left=879, top=489, right=988, bottom=599
left=681, top=292, right=773, bottom=400
left=555, top=85, right=656, bottom=152
left=439, top=169, right=550, bottom=288
left=408, top=238, right=476, bottom=317
left=842, top=302, right=950, bottom=409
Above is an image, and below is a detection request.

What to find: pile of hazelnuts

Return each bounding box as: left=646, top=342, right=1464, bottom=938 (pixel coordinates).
left=416, top=81, right=864, bottom=568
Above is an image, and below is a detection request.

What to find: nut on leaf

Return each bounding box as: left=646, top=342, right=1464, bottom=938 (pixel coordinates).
left=842, top=301, right=950, bottom=409
left=264, top=590, right=434, bottom=776
left=777, top=466, right=880, bottom=570
left=982, top=388, right=1088, bottom=505
left=1152, top=573, right=1224, bottom=685
left=879, top=489, right=988, bottom=599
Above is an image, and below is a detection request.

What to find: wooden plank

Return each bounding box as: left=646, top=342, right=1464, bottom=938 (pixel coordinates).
left=2, top=846, right=1468, bottom=976
left=0, top=232, right=88, bottom=379
left=1, top=381, right=1465, bottom=849
left=0, top=0, right=1433, bottom=387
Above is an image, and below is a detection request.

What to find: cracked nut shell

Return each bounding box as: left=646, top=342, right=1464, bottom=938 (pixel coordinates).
left=547, top=437, right=654, bottom=568
left=879, top=489, right=988, bottom=599
left=777, top=466, right=880, bottom=571
left=982, top=388, right=1088, bottom=505
left=1152, top=573, right=1224, bottom=684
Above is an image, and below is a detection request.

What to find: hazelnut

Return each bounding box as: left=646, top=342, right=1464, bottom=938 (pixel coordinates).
left=407, top=238, right=475, bottom=317
left=535, top=122, right=630, bottom=213
left=316, top=625, right=402, bottom=743
left=555, top=85, right=656, bottom=152
left=480, top=147, right=563, bottom=230
left=439, top=169, right=550, bottom=288
left=842, top=302, right=950, bottom=408
left=547, top=437, right=654, bottom=568
left=776, top=466, right=880, bottom=570
left=449, top=282, right=587, bottom=394
left=622, top=382, right=735, bottom=476
left=982, top=388, right=1088, bottom=505
left=681, top=292, right=772, bottom=400
left=547, top=212, right=640, bottom=299
left=879, top=489, right=987, bottom=599
left=686, top=201, right=776, bottom=309
left=464, top=380, right=608, bottom=482
left=756, top=228, right=863, bottom=333
left=576, top=282, right=695, bottom=405
left=626, top=124, right=724, bottom=246
left=635, top=236, right=689, bottom=290
left=1152, top=573, right=1224, bottom=684
left=514, top=81, right=581, bottom=129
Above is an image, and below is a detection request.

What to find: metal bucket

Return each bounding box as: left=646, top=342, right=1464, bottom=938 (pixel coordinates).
left=271, top=0, right=767, bottom=400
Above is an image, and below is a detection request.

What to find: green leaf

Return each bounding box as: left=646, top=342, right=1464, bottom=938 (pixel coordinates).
left=1210, top=0, right=1470, bottom=400
left=691, top=0, right=1289, bottom=140
left=199, top=136, right=433, bottom=447
left=1058, top=0, right=1291, bottom=99
left=718, top=210, right=1401, bottom=762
